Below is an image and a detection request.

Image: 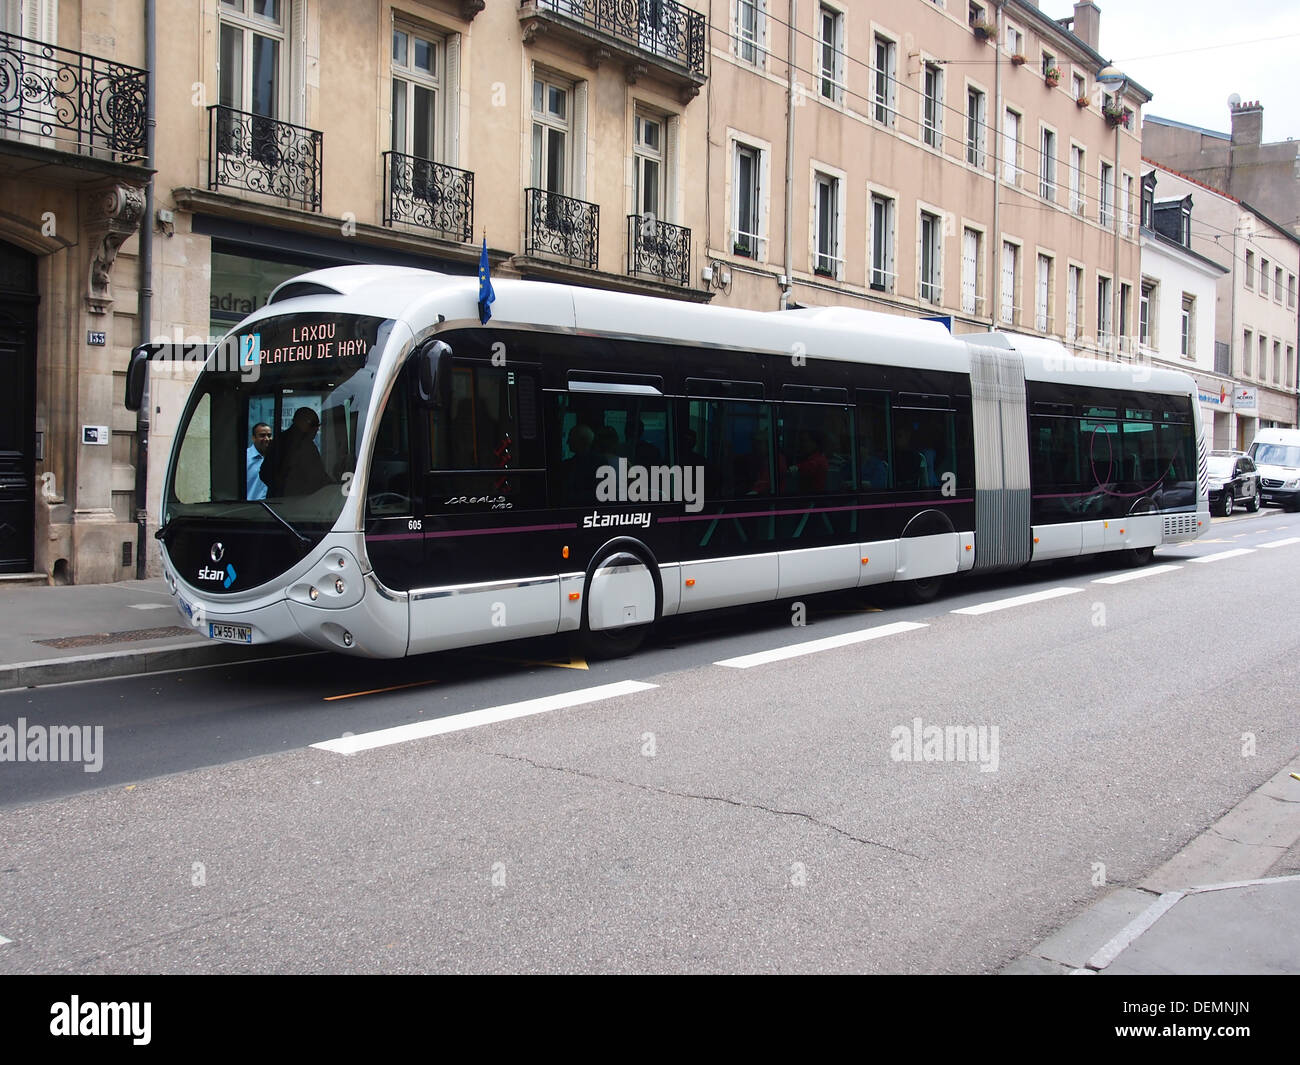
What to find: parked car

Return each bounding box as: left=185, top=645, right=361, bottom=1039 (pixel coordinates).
left=1249, top=428, right=1300, bottom=511
left=1207, top=450, right=1261, bottom=516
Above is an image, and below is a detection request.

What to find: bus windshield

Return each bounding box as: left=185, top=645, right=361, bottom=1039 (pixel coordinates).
left=165, top=312, right=393, bottom=538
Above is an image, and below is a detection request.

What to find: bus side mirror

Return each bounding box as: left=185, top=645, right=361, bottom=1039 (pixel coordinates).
left=125, top=344, right=157, bottom=412
left=416, top=339, right=453, bottom=408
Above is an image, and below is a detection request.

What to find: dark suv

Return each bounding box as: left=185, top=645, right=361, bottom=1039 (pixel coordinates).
left=1207, top=450, right=1261, bottom=516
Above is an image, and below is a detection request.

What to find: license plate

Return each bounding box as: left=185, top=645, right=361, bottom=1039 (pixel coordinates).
left=209, top=623, right=252, bottom=644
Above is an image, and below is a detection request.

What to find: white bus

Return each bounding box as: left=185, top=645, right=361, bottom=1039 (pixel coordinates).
left=128, top=265, right=1209, bottom=658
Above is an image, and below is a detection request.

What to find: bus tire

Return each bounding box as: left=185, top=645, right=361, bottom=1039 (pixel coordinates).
left=898, top=574, right=945, bottom=604
left=1119, top=545, right=1155, bottom=567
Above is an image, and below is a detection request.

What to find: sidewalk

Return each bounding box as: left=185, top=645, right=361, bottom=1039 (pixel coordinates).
left=0, top=577, right=284, bottom=691
left=1004, top=764, right=1300, bottom=975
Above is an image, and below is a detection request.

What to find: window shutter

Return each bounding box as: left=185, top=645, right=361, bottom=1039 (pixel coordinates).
left=445, top=34, right=461, bottom=166
left=573, top=80, right=588, bottom=199
left=290, top=0, right=307, bottom=126
left=666, top=113, right=679, bottom=224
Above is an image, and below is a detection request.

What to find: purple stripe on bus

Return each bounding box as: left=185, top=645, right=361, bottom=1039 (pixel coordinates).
left=659, top=497, right=974, bottom=523
left=366, top=497, right=976, bottom=541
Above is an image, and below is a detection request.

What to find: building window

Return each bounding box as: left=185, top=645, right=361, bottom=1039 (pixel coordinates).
left=1244, top=250, right=1255, bottom=289
left=391, top=26, right=443, bottom=163
left=1069, top=145, right=1085, bottom=215
left=1242, top=328, right=1252, bottom=376
left=1122, top=173, right=1135, bottom=236
left=1039, top=127, right=1056, bottom=201
left=870, top=193, right=895, bottom=292
left=1097, top=276, right=1112, bottom=346
left=1274, top=339, right=1282, bottom=382
left=920, top=210, right=942, bottom=305
left=1290, top=274, right=1297, bottom=309
left=531, top=75, right=572, bottom=194
left=1275, top=266, right=1284, bottom=302
left=1002, top=108, right=1020, bottom=184
left=219, top=0, right=287, bottom=119
left=1260, top=257, right=1270, bottom=296
left=1066, top=265, right=1081, bottom=343
left=1072, top=71, right=1086, bottom=103
left=873, top=35, right=896, bottom=126
left=922, top=63, right=943, bottom=148
left=818, top=6, right=844, bottom=102
left=813, top=172, right=841, bottom=277
left=1035, top=253, right=1052, bottom=332
left=633, top=112, right=666, bottom=221
left=1139, top=281, right=1155, bottom=346
left=1288, top=345, right=1295, bottom=386
left=1180, top=294, right=1194, bottom=357
left=961, top=227, right=981, bottom=314
left=1099, top=162, right=1113, bottom=227
left=966, top=87, right=985, bottom=167
left=1005, top=23, right=1021, bottom=56
left=735, top=0, right=765, bottom=64
left=1259, top=334, right=1268, bottom=380
left=1000, top=241, right=1018, bottom=324
left=733, top=141, right=763, bottom=258
left=1041, top=50, right=1055, bottom=78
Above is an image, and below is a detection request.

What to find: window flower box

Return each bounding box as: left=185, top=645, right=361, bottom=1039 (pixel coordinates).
left=971, top=19, right=996, bottom=41
left=1009, top=53, right=1026, bottom=66
left=1044, top=67, right=1061, bottom=88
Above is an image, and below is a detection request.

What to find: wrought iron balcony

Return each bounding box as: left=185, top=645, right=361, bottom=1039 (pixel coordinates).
left=207, top=105, right=322, bottom=212
left=522, top=1, right=706, bottom=89
left=627, top=214, right=690, bottom=286
left=525, top=188, right=599, bottom=269
left=0, top=31, right=147, bottom=163
left=383, top=151, right=473, bottom=242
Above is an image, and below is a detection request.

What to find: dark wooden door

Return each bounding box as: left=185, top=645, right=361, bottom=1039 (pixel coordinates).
left=0, top=241, right=37, bottom=573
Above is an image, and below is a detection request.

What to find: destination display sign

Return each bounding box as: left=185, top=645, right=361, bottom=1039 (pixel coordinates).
left=237, top=314, right=386, bottom=371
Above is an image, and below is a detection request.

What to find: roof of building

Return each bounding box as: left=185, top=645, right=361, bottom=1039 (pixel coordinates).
left=1144, top=114, right=1230, bottom=140
left=1144, top=159, right=1300, bottom=250
left=1008, top=0, right=1153, bottom=102
left=1140, top=226, right=1230, bottom=276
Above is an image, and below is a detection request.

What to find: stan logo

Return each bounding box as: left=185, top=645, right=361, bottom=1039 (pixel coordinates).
left=197, top=563, right=237, bottom=587
left=239, top=333, right=261, bottom=369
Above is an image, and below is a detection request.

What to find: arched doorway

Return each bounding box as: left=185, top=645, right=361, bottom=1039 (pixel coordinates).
left=0, top=240, right=37, bottom=573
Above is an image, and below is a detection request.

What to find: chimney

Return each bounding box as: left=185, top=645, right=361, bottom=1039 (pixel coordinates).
left=1230, top=99, right=1263, bottom=147
left=1072, top=1, right=1100, bottom=51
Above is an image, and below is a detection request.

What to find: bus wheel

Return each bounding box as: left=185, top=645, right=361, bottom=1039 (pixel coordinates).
left=577, top=621, right=652, bottom=660
left=1119, top=545, right=1155, bottom=567
left=899, top=575, right=945, bottom=604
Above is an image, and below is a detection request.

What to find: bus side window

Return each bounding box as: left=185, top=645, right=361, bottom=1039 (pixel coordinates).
left=856, top=392, right=892, bottom=491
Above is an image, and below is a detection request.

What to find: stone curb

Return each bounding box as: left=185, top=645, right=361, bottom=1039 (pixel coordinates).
left=0, top=641, right=297, bottom=691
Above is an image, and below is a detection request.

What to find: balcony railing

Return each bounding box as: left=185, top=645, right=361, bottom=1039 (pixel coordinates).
left=0, top=31, right=147, bottom=163
left=383, top=151, right=473, bottom=242
left=627, top=214, right=690, bottom=286
left=531, top=0, right=705, bottom=77
left=525, top=188, right=598, bottom=268
left=208, top=105, right=322, bottom=212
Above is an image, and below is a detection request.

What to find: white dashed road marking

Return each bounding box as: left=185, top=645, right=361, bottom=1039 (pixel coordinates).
left=312, top=680, right=658, bottom=754
left=715, top=621, right=928, bottom=669
left=1092, top=564, right=1182, bottom=585
left=951, top=587, right=1082, bottom=616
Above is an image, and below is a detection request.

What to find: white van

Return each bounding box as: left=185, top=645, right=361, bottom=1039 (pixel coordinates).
left=1249, top=428, right=1300, bottom=511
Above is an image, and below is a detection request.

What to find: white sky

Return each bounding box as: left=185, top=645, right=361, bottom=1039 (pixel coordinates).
left=1048, top=0, right=1300, bottom=141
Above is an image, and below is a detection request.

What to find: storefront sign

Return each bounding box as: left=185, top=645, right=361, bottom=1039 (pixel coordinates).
left=1234, top=387, right=1257, bottom=411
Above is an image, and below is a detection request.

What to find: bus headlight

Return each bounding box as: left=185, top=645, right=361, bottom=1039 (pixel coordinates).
left=309, top=586, right=319, bottom=601
left=334, top=578, right=345, bottom=595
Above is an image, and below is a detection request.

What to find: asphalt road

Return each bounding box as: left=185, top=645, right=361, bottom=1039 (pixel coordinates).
left=0, top=507, right=1297, bottom=973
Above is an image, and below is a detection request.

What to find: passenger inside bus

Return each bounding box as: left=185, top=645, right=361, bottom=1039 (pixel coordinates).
left=260, top=407, right=331, bottom=497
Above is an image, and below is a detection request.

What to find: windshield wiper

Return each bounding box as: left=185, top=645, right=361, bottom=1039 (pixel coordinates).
left=256, top=500, right=311, bottom=544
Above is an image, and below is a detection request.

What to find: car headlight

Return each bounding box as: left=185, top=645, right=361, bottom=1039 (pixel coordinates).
left=1285, top=478, right=1300, bottom=490
left=1208, top=481, right=1223, bottom=490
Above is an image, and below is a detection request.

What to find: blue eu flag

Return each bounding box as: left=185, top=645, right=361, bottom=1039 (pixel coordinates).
left=478, top=237, right=495, bottom=324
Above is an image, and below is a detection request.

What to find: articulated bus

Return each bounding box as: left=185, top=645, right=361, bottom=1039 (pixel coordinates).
left=128, top=265, right=1210, bottom=658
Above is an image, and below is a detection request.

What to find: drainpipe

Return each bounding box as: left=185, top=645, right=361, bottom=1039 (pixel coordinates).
left=781, top=0, right=796, bottom=309
left=134, top=0, right=156, bottom=579
left=991, top=1, right=1003, bottom=332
